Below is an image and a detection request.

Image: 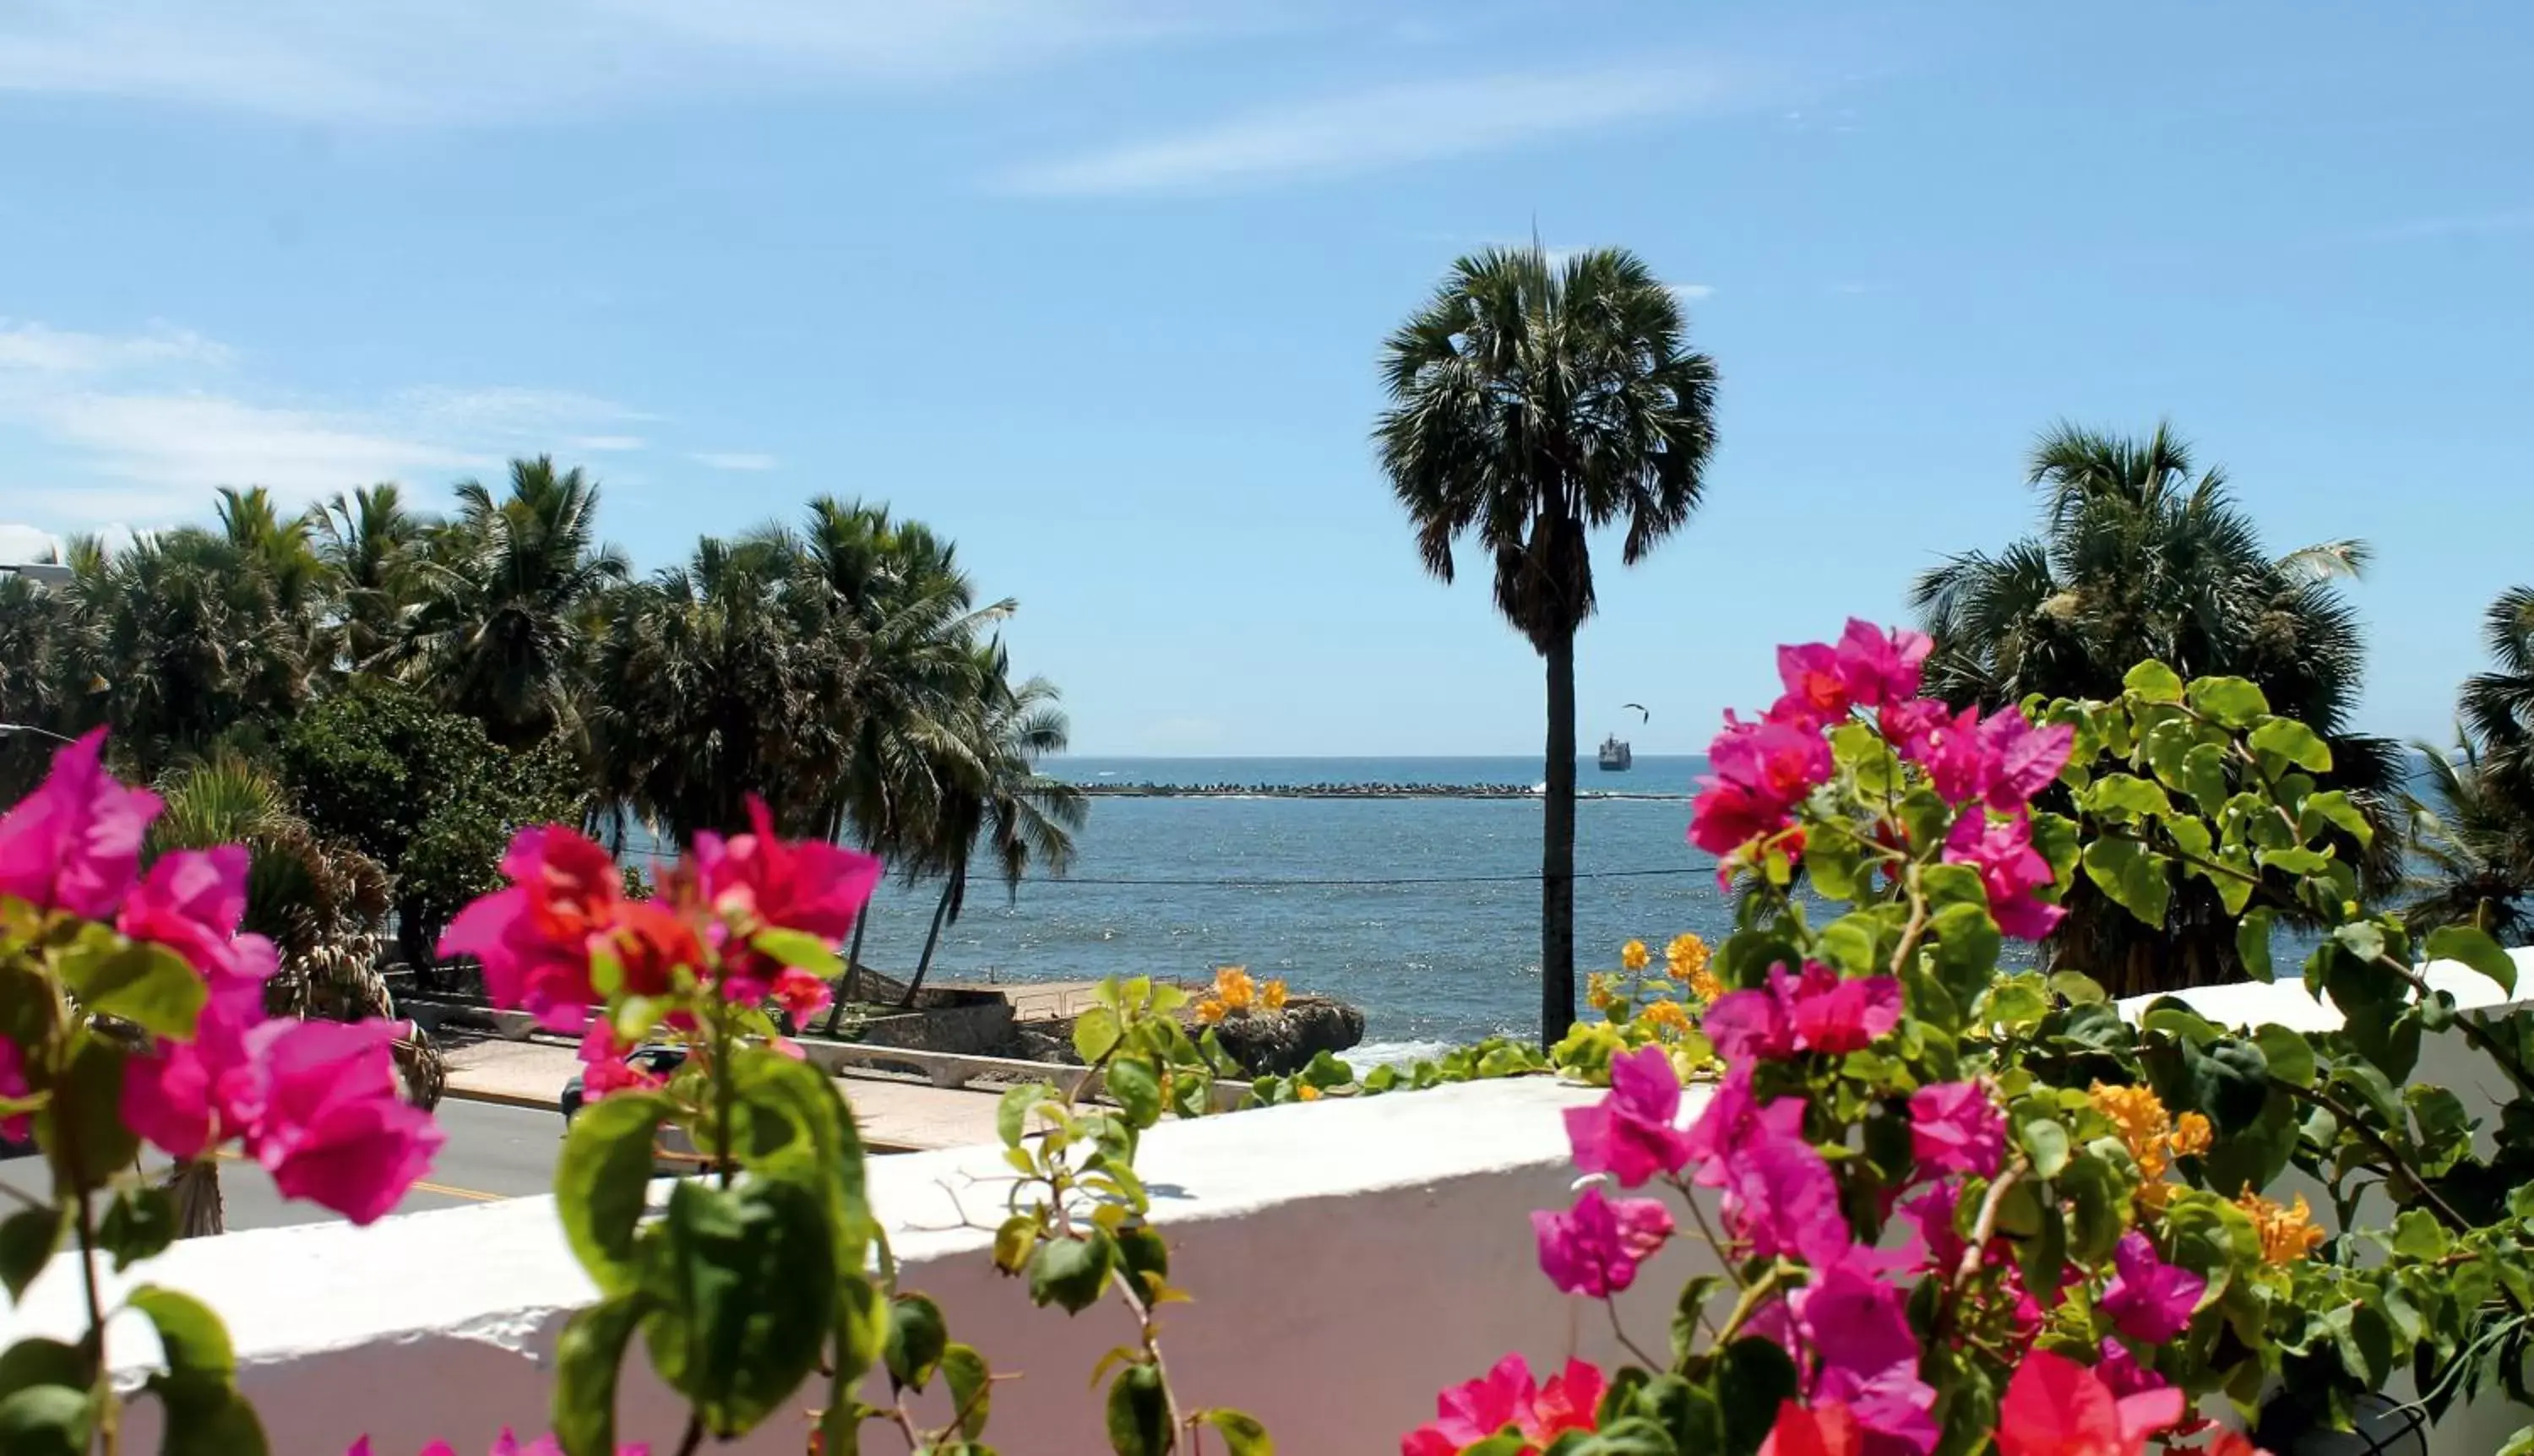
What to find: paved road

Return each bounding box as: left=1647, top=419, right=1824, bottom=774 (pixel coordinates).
left=0, top=1098, right=568, bottom=1232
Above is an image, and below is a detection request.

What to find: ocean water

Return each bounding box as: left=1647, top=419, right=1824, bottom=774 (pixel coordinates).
left=848, top=756, right=1726, bottom=1056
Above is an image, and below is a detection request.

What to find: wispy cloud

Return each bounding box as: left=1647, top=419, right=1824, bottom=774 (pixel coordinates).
left=690, top=451, right=778, bottom=471
left=1667, top=282, right=1713, bottom=302
left=0, top=1, right=1203, bottom=124
left=1001, top=60, right=1749, bottom=195
left=0, top=318, right=644, bottom=523
left=2359, top=209, right=2534, bottom=243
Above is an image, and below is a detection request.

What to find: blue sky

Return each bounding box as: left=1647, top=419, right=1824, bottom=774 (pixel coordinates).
left=1, top=2, right=2528, bottom=755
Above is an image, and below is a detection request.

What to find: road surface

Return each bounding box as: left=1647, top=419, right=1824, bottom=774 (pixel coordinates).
left=0, top=1097, right=568, bottom=1232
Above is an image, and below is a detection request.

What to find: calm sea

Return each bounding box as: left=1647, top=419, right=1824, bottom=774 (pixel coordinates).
left=847, top=756, right=1726, bottom=1059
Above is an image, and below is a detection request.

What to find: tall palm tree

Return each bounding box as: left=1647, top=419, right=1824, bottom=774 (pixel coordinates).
left=314, top=483, right=431, bottom=672
left=2402, top=586, right=2534, bottom=938
left=403, top=457, right=627, bottom=747
left=896, top=648, right=1085, bottom=1006
left=1375, top=245, right=1718, bottom=1044
left=2460, top=587, right=2534, bottom=791
left=1911, top=422, right=2399, bottom=993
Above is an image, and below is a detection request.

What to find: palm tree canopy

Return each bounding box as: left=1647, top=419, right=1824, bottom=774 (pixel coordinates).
left=1375, top=245, right=1717, bottom=652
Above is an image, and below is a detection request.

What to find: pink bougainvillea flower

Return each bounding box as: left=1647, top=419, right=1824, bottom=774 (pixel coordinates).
left=1943, top=811, right=2065, bottom=941
left=243, top=1019, right=443, bottom=1225
left=2099, top=1231, right=2205, bottom=1345
left=574, top=1022, right=664, bottom=1101
left=602, top=900, right=704, bottom=1000
left=1909, top=1080, right=2007, bottom=1178
left=2091, top=1339, right=2165, bottom=1399
left=0, top=727, right=162, bottom=920
left=347, top=1432, right=650, bottom=1456
left=1680, top=1063, right=1808, bottom=1187
left=1692, top=713, right=1835, bottom=864
left=1835, top=620, right=1933, bottom=708
left=0, top=1035, right=30, bottom=1143
left=1975, top=709, right=2075, bottom=812
left=1531, top=1187, right=1674, bottom=1297
left=121, top=931, right=280, bottom=1161
left=1896, top=1182, right=1966, bottom=1274
left=692, top=796, right=882, bottom=943
left=1563, top=1046, right=1692, bottom=1187
left=1775, top=642, right=1853, bottom=726
left=1401, top=1354, right=1602, bottom=1454
left=1759, top=1399, right=1864, bottom=1456
left=1689, top=780, right=1784, bottom=863
left=1706, top=964, right=1901, bottom=1063
left=116, top=845, right=249, bottom=974
left=1719, top=1122, right=1851, bottom=1269
left=438, top=825, right=619, bottom=1030
left=1995, top=1350, right=2185, bottom=1456
left=769, top=964, right=834, bottom=1021
left=1794, top=1258, right=1942, bottom=1456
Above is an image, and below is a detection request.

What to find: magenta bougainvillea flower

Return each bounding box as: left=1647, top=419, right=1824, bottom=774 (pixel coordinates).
left=116, top=845, right=250, bottom=975
left=437, top=825, right=621, bottom=1030
left=1942, top=811, right=2065, bottom=940
left=1994, top=1350, right=2183, bottom=1456
left=243, top=1019, right=445, bottom=1225
left=1835, top=619, right=1933, bottom=708
left=1400, top=1354, right=1602, bottom=1455
left=1796, top=1258, right=1941, bottom=1455
left=1680, top=1064, right=1807, bottom=1187
left=1973, top=709, right=2075, bottom=813
left=0, top=1035, right=30, bottom=1143
left=1908, top=1080, right=2008, bottom=1179
left=2097, top=1231, right=2205, bottom=1345
left=0, top=726, right=161, bottom=920
left=1705, top=964, right=1900, bottom=1062
left=693, top=796, right=883, bottom=945
left=1563, top=1046, right=1693, bottom=1187
left=1531, top=1187, right=1675, bottom=1297
left=1691, top=714, right=1835, bottom=860
left=1717, top=1121, right=1849, bottom=1269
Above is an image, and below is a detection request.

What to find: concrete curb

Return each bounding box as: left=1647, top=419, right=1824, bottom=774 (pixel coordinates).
left=440, top=1084, right=558, bottom=1114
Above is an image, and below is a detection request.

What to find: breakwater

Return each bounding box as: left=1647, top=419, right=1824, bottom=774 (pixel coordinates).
left=1072, top=781, right=1680, bottom=801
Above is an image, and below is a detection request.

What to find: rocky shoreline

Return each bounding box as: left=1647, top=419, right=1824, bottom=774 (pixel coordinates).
left=1072, top=781, right=1678, bottom=801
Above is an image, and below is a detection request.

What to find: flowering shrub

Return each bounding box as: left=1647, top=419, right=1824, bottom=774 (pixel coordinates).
left=1192, top=964, right=1288, bottom=1024
left=1404, top=621, right=2534, bottom=1455
left=0, top=731, right=441, bottom=1452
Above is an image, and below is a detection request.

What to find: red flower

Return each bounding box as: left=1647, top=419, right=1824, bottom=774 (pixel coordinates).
left=438, top=826, right=620, bottom=1030
left=1995, top=1350, right=2183, bottom=1456
left=1759, top=1400, right=1864, bottom=1456
left=605, top=901, right=704, bottom=998
left=693, top=796, right=882, bottom=943
left=1402, top=1355, right=1602, bottom=1454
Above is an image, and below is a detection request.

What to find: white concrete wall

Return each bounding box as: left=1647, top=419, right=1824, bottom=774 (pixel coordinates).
left=9, top=958, right=2534, bottom=1453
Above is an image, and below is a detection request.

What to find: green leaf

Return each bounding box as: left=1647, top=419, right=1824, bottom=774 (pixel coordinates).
left=2249, top=718, right=2332, bottom=773
left=2182, top=742, right=2232, bottom=818
left=2048, top=970, right=2108, bottom=1005
left=2299, top=790, right=2372, bottom=846
left=2259, top=845, right=2331, bottom=876
left=2186, top=676, right=2270, bottom=727
left=2080, top=838, right=2171, bottom=927
left=1201, top=1410, right=1274, bottom=1456
left=1106, top=1361, right=1171, bottom=1456
left=2193, top=1040, right=2272, bottom=1134
left=554, top=1089, right=671, bottom=1296
left=99, top=1186, right=174, bottom=1273
left=1712, top=1337, right=1799, bottom=1456
left=0, top=1340, right=83, bottom=1401
left=1073, top=1007, right=1123, bottom=1063
left=40, top=1033, right=135, bottom=1190
left=997, top=1083, right=1049, bottom=1149
left=54, top=936, right=204, bottom=1040
left=1104, top=1057, right=1161, bottom=1128
left=0, top=1384, right=89, bottom=1456
left=128, top=1285, right=235, bottom=1379
left=2252, top=1023, right=2314, bottom=1087
left=551, top=1291, right=654, bottom=1456
left=2019, top=1118, right=2072, bottom=1178
left=130, top=1284, right=270, bottom=1456
left=2333, top=922, right=2387, bottom=964
left=1026, top=1231, right=1115, bottom=1314
left=2236, top=910, right=2275, bottom=981
left=2124, top=660, right=2184, bottom=704
left=992, top=1214, right=1038, bottom=1274
left=0, top=1205, right=63, bottom=1301
left=2390, top=1208, right=2452, bottom=1263
left=2083, top=773, right=2172, bottom=823
left=750, top=928, right=842, bottom=980
left=726, top=1048, right=876, bottom=1275
left=1629, top=1374, right=1724, bottom=1453
left=643, top=1177, right=839, bottom=1438
left=943, top=1344, right=993, bottom=1439
left=1115, top=1225, right=1170, bottom=1297
left=884, top=1294, right=948, bottom=1394
left=1669, top=1274, right=1726, bottom=1365
left=2427, top=924, right=2519, bottom=996
left=822, top=1275, right=889, bottom=1456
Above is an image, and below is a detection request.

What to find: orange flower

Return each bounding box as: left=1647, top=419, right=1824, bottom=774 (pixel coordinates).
left=1212, top=966, right=1255, bottom=1013
left=2091, top=1081, right=2175, bottom=1184
left=2236, top=1189, right=2325, bottom=1263
left=1586, top=973, right=1626, bottom=1016
left=1621, top=939, right=1651, bottom=972
left=1297, top=1084, right=1323, bottom=1101
left=1259, top=979, right=1289, bottom=1013
left=1635, top=1000, right=1694, bottom=1038
left=2170, top=1111, right=2212, bottom=1160
left=1664, top=933, right=1710, bottom=981
left=1686, top=964, right=1724, bottom=1003
left=1194, top=999, right=1227, bottom=1025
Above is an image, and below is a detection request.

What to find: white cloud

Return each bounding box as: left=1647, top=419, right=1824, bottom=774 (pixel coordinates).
left=0, top=318, right=648, bottom=525
left=0, top=523, right=59, bottom=562
left=0, top=0, right=1199, bottom=124
left=1666, top=282, right=1713, bottom=302
left=1001, top=61, right=1746, bottom=195
left=690, top=451, right=778, bottom=471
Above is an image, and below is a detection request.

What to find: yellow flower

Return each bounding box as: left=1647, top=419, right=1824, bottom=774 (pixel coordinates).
left=2090, top=1081, right=2174, bottom=1184
left=1636, top=999, right=1694, bottom=1038
left=1259, top=979, right=1289, bottom=1013
left=1194, top=998, right=1227, bottom=1024
left=2170, top=1111, right=2212, bottom=1160
left=1586, top=972, right=1626, bottom=1016
left=2236, top=1189, right=2326, bottom=1263
left=1212, top=966, right=1255, bottom=1012
left=1665, top=933, right=1710, bottom=981
left=1297, top=1084, right=1322, bottom=1101
left=1621, top=939, right=1650, bottom=972
left=1686, top=964, right=1724, bottom=1003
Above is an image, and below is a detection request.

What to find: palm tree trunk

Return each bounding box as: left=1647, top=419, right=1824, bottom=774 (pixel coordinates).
left=1541, top=626, right=1579, bottom=1047
left=900, top=867, right=960, bottom=1008
left=167, top=1160, right=226, bottom=1238
left=823, top=910, right=873, bottom=1035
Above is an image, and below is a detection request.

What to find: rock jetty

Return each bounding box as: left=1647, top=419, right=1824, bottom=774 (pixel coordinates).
left=1074, top=781, right=1677, bottom=801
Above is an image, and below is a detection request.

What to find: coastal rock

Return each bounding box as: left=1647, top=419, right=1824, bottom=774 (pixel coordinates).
left=1206, top=997, right=1366, bottom=1077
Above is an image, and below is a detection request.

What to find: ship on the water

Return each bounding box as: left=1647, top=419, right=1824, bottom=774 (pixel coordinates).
left=1597, top=734, right=1632, bottom=771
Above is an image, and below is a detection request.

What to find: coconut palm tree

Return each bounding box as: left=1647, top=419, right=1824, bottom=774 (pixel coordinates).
left=2461, top=587, right=2534, bottom=790
left=314, top=483, right=432, bottom=672
left=402, top=456, right=627, bottom=747
left=1911, top=422, right=2400, bottom=993
left=1375, top=245, right=1718, bottom=1044
left=895, top=647, right=1085, bottom=1006
left=2401, top=587, right=2534, bottom=938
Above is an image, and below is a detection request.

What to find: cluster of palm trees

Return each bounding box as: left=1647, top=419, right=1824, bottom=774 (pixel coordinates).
left=1373, top=243, right=2527, bottom=1035
left=0, top=458, right=1082, bottom=1006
